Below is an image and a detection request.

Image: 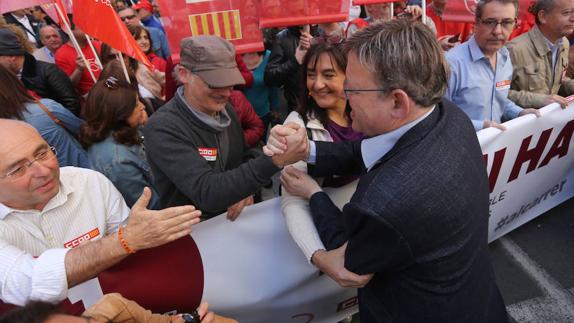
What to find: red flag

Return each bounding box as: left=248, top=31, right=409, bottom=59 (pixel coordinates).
left=73, top=0, right=152, bottom=68
left=0, top=0, right=50, bottom=14
left=442, top=0, right=534, bottom=23
left=50, top=0, right=71, bottom=27
left=352, top=0, right=394, bottom=5
left=259, top=0, right=350, bottom=28
left=156, top=0, right=264, bottom=59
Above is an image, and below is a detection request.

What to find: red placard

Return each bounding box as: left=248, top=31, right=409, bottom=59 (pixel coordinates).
left=156, top=0, right=264, bottom=59
left=442, top=0, right=533, bottom=23
left=259, top=0, right=350, bottom=28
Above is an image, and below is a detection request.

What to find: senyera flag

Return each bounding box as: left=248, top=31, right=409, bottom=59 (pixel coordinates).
left=0, top=0, right=50, bottom=14
left=442, top=0, right=534, bottom=23
left=259, top=0, right=350, bottom=28
left=73, top=0, right=152, bottom=68
left=156, top=0, right=264, bottom=59
left=352, top=0, right=394, bottom=5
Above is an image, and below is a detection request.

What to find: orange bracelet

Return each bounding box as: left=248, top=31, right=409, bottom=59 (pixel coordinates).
left=117, top=227, right=135, bottom=254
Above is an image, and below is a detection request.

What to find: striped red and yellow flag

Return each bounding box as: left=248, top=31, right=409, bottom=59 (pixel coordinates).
left=188, top=10, right=243, bottom=40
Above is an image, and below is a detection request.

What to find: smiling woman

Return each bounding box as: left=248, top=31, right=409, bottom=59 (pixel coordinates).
left=280, top=43, right=363, bottom=263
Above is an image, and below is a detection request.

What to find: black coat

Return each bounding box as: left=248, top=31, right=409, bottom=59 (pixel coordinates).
left=264, top=27, right=302, bottom=111
left=309, top=101, right=509, bottom=323
left=21, top=54, right=81, bottom=116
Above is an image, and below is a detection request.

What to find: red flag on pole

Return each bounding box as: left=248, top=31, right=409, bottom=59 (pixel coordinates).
left=73, top=0, right=152, bottom=68
left=259, top=0, right=350, bottom=28
left=156, top=0, right=264, bottom=59
left=0, top=0, right=50, bottom=14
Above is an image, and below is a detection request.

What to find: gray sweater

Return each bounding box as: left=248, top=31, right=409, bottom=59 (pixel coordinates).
left=144, top=89, right=280, bottom=218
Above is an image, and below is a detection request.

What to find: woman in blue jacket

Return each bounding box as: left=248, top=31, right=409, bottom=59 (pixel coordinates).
left=79, top=68, right=160, bottom=209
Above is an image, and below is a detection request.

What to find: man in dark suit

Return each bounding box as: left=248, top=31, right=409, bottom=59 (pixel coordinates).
left=266, top=20, right=508, bottom=322
left=3, top=10, right=41, bottom=48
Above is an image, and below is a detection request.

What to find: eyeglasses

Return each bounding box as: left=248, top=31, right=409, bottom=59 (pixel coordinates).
left=343, top=88, right=386, bottom=99
left=0, top=146, right=57, bottom=180
left=120, top=14, right=136, bottom=21
left=479, top=18, right=517, bottom=30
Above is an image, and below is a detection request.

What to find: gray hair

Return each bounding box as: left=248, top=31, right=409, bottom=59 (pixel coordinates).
left=343, top=20, right=449, bottom=107
left=529, top=0, right=558, bottom=25
left=475, top=0, right=519, bottom=21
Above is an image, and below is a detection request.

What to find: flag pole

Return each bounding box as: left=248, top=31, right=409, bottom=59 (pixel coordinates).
left=85, top=34, right=104, bottom=70
left=117, top=52, right=132, bottom=84
left=422, top=0, right=427, bottom=24
left=53, top=2, right=98, bottom=83
left=390, top=2, right=394, bottom=20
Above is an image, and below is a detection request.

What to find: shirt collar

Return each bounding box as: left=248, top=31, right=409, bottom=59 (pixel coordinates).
left=542, top=34, right=563, bottom=51
left=361, top=106, right=435, bottom=171
left=0, top=177, right=74, bottom=220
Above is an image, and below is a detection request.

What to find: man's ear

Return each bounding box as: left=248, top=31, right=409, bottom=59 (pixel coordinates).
left=389, top=89, right=411, bottom=121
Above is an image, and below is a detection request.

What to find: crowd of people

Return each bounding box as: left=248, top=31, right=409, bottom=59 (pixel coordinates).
left=0, top=0, right=573, bottom=322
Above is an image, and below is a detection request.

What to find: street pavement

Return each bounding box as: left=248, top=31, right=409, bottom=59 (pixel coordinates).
left=490, top=197, right=574, bottom=322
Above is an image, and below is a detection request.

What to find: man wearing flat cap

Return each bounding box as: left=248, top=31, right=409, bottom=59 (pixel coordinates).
left=0, top=28, right=80, bottom=116
left=144, top=36, right=299, bottom=220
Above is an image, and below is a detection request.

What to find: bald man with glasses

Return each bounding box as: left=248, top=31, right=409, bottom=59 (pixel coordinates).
left=0, top=119, right=201, bottom=306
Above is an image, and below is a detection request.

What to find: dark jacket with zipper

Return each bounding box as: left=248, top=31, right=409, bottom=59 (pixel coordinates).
left=144, top=89, right=280, bottom=219
left=21, top=53, right=81, bottom=116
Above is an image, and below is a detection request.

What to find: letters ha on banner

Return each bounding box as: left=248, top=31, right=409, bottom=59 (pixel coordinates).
left=442, top=0, right=532, bottom=23
left=259, top=0, right=350, bottom=28
left=156, top=0, right=264, bottom=58
left=479, top=97, right=574, bottom=242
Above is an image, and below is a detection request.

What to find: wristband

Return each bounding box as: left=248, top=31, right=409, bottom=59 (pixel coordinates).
left=117, top=227, right=135, bottom=254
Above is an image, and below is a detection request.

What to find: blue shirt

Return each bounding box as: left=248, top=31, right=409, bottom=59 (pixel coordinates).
left=87, top=135, right=160, bottom=209
left=22, top=99, right=91, bottom=168
left=445, top=36, right=523, bottom=130
left=147, top=26, right=170, bottom=59
left=142, top=15, right=165, bottom=33
left=243, top=50, right=280, bottom=118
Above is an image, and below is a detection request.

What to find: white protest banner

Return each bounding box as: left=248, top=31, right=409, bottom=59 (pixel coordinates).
left=478, top=100, right=574, bottom=242
left=193, top=198, right=358, bottom=323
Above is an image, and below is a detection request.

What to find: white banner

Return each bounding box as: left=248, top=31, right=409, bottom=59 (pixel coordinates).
left=193, top=198, right=358, bottom=323
left=478, top=100, right=574, bottom=242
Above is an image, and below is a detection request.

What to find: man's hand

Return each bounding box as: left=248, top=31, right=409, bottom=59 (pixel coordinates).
left=75, top=56, right=86, bottom=71
left=280, top=166, right=322, bottom=199
left=404, top=5, right=422, bottom=19
left=226, top=195, right=254, bottom=221
left=438, top=35, right=457, bottom=51
left=483, top=120, right=506, bottom=131
left=264, top=123, right=310, bottom=167
left=311, top=243, right=374, bottom=288
left=295, top=29, right=313, bottom=64
left=123, top=187, right=202, bottom=251
left=518, top=108, right=542, bottom=118
left=543, top=94, right=569, bottom=109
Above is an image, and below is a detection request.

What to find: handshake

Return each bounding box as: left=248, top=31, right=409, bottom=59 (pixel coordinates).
left=264, top=123, right=310, bottom=168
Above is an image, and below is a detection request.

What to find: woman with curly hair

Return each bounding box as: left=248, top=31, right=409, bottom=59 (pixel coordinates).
left=80, top=61, right=160, bottom=209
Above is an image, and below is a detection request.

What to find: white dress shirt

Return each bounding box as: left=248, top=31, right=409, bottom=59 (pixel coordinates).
left=0, top=167, right=130, bottom=306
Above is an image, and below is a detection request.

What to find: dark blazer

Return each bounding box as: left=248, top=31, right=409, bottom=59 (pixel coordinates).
left=309, top=101, right=508, bottom=323
left=3, top=13, right=42, bottom=47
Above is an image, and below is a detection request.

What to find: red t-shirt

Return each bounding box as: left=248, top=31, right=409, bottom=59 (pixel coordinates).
left=426, top=7, right=473, bottom=43
left=55, top=42, right=102, bottom=96
left=147, top=52, right=166, bottom=73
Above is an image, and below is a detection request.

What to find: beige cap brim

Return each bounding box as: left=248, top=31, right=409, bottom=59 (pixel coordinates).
left=196, top=67, right=245, bottom=88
